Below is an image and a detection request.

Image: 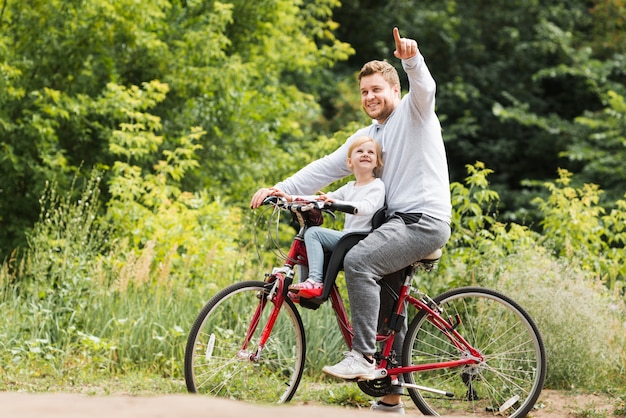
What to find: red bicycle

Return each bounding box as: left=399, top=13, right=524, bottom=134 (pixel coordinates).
left=184, top=197, right=546, bottom=417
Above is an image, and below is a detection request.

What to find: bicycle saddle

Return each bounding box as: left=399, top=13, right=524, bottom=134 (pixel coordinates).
left=420, top=248, right=442, bottom=262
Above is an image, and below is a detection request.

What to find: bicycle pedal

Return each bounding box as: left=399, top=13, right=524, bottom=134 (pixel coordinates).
left=298, top=297, right=322, bottom=310
left=355, top=369, right=387, bottom=382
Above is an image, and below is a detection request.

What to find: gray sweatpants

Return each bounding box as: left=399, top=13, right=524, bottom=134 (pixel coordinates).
left=344, top=214, right=450, bottom=392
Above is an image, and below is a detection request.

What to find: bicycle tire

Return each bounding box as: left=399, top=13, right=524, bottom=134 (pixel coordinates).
left=402, top=286, right=546, bottom=417
left=184, top=280, right=306, bottom=403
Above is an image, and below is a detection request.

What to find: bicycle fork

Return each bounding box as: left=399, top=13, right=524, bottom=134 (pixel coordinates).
left=239, top=270, right=291, bottom=362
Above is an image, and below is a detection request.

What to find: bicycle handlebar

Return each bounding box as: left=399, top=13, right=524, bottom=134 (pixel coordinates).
left=326, top=202, right=358, bottom=215
left=261, top=196, right=358, bottom=215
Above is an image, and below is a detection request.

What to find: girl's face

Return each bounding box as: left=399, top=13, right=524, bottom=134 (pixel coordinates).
left=347, top=141, right=379, bottom=174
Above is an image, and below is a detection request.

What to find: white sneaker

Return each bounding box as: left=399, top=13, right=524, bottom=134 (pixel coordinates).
left=371, top=401, right=406, bottom=414
left=322, top=349, right=376, bottom=380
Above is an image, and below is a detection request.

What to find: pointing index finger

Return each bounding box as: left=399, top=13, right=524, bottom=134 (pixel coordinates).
left=393, top=27, right=401, bottom=47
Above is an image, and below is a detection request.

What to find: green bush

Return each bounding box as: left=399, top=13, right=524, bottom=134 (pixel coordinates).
left=533, top=169, right=626, bottom=288
left=435, top=162, right=626, bottom=390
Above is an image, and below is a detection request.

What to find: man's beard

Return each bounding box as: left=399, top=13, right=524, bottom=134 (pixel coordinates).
left=365, top=105, right=392, bottom=122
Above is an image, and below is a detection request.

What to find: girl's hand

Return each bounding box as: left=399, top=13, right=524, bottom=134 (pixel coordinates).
left=315, top=193, right=334, bottom=203
left=270, top=188, right=293, bottom=202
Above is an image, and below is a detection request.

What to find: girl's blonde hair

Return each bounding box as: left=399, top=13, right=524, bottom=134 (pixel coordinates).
left=348, top=136, right=383, bottom=176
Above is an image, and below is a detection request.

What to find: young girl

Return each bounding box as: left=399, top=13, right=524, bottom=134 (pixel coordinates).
left=271, top=136, right=385, bottom=299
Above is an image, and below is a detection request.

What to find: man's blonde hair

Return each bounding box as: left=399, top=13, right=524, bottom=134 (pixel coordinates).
left=358, top=60, right=400, bottom=90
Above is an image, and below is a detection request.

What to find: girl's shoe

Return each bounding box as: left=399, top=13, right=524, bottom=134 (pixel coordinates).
left=288, top=279, right=323, bottom=298
left=287, top=291, right=300, bottom=303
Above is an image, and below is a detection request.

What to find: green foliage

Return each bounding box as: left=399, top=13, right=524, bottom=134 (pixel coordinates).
left=434, top=162, right=625, bottom=389
left=533, top=169, right=626, bottom=288
left=339, top=0, right=626, bottom=226
left=324, top=382, right=371, bottom=407
left=0, top=0, right=179, bottom=254
left=21, top=173, right=106, bottom=342
left=570, top=90, right=626, bottom=200
left=0, top=137, right=246, bottom=377
left=450, top=161, right=499, bottom=246
left=0, top=172, right=111, bottom=375
left=590, top=0, right=626, bottom=55
left=434, top=162, right=539, bottom=293
left=0, top=0, right=353, bottom=256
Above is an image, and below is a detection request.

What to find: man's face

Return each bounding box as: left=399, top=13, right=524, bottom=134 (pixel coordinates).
left=359, top=73, right=400, bottom=124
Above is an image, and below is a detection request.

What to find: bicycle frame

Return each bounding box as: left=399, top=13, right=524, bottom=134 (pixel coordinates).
left=326, top=271, right=484, bottom=380
left=380, top=291, right=483, bottom=377
left=255, top=214, right=484, bottom=380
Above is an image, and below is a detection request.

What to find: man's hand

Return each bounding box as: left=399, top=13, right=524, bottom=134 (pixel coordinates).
left=250, top=188, right=273, bottom=208
left=393, top=27, right=418, bottom=60
left=250, top=187, right=292, bottom=208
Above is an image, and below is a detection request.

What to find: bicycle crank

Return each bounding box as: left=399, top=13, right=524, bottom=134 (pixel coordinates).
left=357, top=376, right=393, bottom=397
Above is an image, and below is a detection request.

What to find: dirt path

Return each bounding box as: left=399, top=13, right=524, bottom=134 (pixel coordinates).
left=0, top=389, right=615, bottom=417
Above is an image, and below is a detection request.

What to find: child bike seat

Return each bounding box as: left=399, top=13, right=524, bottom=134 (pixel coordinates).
left=298, top=232, right=367, bottom=309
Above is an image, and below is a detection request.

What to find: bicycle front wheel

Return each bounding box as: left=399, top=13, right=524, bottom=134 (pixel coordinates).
left=184, top=280, right=306, bottom=403
left=403, top=287, right=546, bottom=417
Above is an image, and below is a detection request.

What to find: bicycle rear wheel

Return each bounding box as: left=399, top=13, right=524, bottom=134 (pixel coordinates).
left=403, top=287, right=546, bottom=417
left=184, top=280, right=306, bottom=403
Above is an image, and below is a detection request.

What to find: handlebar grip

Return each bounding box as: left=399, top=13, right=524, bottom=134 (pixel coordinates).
left=262, top=196, right=280, bottom=206
left=327, top=202, right=358, bottom=215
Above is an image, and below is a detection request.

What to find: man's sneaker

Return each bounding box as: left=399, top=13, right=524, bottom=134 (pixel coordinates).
left=370, top=401, right=405, bottom=414
left=322, top=349, right=376, bottom=380
left=288, top=279, right=323, bottom=298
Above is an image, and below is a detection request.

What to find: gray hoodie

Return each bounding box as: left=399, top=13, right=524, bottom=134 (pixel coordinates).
left=275, top=53, right=451, bottom=223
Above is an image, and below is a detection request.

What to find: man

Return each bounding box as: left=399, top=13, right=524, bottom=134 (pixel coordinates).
left=251, top=27, right=451, bottom=413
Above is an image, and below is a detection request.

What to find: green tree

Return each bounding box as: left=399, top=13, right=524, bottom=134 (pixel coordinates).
left=0, top=0, right=177, bottom=255
left=156, top=0, right=353, bottom=200
left=0, top=0, right=352, bottom=256
left=332, top=0, right=626, bottom=223
left=569, top=90, right=626, bottom=201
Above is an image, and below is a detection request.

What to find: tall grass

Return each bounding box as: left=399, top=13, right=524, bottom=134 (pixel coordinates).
left=299, top=300, right=348, bottom=376
left=474, top=247, right=626, bottom=390
left=0, top=173, right=248, bottom=382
